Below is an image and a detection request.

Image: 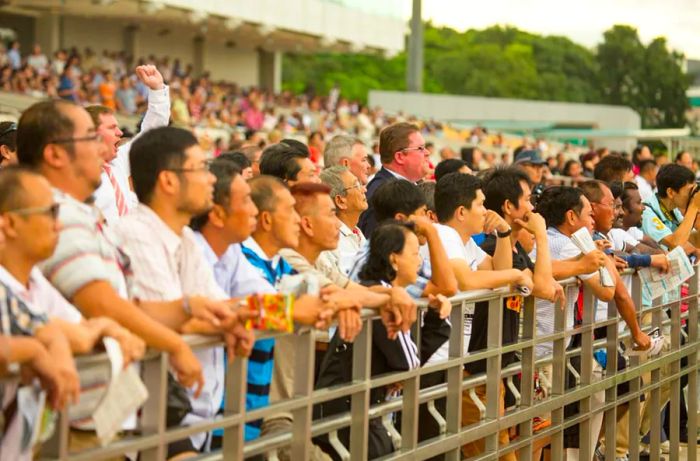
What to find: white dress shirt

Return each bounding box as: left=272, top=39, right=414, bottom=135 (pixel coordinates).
left=94, top=86, right=170, bottom=225
left=336, top=221, right=366, bottom=275
left=112, top=204, right=226, bottom=449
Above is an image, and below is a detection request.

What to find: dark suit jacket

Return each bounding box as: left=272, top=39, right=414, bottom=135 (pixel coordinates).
left=357, top=166, right=399, bottom=237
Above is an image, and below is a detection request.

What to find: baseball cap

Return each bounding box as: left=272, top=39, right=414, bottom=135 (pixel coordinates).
left=514, top=149, right=546, bottom=165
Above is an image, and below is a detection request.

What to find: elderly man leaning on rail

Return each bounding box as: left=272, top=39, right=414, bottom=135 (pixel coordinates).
left=0, top=166, right=146, bottom=460
left=16, top=100, right=234, bottom=455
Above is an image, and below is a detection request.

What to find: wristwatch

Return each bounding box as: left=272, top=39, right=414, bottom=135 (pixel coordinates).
left=496, top=227, right=512, bottom=238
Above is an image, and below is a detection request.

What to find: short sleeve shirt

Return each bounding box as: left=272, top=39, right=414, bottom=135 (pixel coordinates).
left=39, top=189, right=132, bottom=301
left=641, top=193, right=683, bottom=249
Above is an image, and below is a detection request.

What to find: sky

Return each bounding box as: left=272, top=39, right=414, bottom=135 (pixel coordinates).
left=409, top=0, right=700, bottom=59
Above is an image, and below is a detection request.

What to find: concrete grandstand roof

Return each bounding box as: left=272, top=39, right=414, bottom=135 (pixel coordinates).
left=2, top=0, right=405, bottom=54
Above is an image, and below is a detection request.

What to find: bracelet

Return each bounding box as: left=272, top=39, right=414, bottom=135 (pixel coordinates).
left=182, top=296, right=191, bottom=316
left=496, top=227, right=512, bottom=238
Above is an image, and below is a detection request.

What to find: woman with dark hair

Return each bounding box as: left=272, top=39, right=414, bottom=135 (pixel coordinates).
left=461, top=146, right=482, bottom=171
left=314, top=221, right=451, bottom=460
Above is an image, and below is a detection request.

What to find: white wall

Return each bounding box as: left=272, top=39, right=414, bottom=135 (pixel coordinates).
left=62, top=16, right=124, bottom=52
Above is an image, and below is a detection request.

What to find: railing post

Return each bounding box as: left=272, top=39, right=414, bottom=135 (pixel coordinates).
left=649, top=293, right=663, bottom=460
left=669, top=282, right=682, bottom=457
left=400, top=319, right=419, bottom=451
left=222, top=352, right=247, bottom=460
left=549, top=293, right=566, bottom=460
left=627, top=273, right=643, bottom=461
left=444, top=299, right=465, bottom=461
left=290, top=330, right=315, bottom=461
left=687, top=265, right=699, bottom=461
left=603, top=294, right=619, bottom=461
left=139, top=352, right=169, bottom=461
left=577, top=287, right=595, bottom=461
left=350, top=318, right=372, bottom=461
left=518, top=296, right=536, bottom=461
left=484, top=296, right=503, bottom=456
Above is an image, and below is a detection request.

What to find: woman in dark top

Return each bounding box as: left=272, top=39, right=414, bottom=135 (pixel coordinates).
left=314, top=221, right=451, bottom=460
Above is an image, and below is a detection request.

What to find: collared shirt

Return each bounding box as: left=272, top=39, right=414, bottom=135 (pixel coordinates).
left=40, top=188, right=132, bottom=300
left=641, top=193, right=684, bottom=249
left=534, top=227, right=596, bottom=360
left=240, top=237, right=295, bottom=440
left=336, top=221, right=366, bottom=275
left=280, top=248, right=348, bottom=288
left=635, top=175, right=655, bottom=202
left=94, top=86, right=170, bottom=225
left=0, top=266, right=82, bottom=324
left=385, top=167, right=410, bottom=182
left=112, top=204, right=225, bottom=449
left=193, top=233, right=276, bottom=443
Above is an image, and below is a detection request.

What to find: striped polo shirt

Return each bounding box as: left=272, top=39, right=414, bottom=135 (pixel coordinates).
left=240, top=237, right=296, bottom=440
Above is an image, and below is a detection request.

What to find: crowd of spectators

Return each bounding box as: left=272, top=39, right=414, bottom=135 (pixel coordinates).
left=0, top=58, right=698, bottom=461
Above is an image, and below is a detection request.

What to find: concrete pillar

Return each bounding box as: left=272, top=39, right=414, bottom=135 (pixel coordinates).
left=123, top=24, right=140, bottom=63
left=406, top=0, right=423, bottom=92
left=193, top=35, right=205, bottom=77
left=35, top=11, right=62, bottom=53
left=258, top=49, right=281, bottom=93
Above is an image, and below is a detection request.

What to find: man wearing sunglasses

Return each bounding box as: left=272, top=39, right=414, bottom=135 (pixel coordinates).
left=358, top=122, right=430, bottom=236
left=88, top=65, right=170, bottom=224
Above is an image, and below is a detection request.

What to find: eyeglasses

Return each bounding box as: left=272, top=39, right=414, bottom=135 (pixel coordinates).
left=49, top=133, right=103, bottom=145
left=400, top=145, right=428, bottom=154
left=342, top=181, right=362, bottom=193
left=166, top=161, right=213, bottom=174
left=0, top=122, right=17, bottom=138
left=8, top=203, right=60, bottom=220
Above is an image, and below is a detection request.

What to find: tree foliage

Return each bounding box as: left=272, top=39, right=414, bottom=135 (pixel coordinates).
left=282, top=23, right=690, bottom=128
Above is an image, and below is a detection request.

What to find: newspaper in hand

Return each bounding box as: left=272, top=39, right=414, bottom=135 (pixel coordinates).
left=638, top=246, right=694, bottom=302
left=570, top=227, right=615, bottom=287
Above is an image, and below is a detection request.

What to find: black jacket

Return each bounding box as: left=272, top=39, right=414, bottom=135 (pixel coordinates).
left=358, top=167, right=399, bottom=237
left=312, top=308, right=450, bottom=460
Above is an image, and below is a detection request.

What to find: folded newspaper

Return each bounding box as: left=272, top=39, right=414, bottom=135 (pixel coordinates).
left=638, top=246, right=694, bottom=302
left=571, top=228, right=615, bottom=287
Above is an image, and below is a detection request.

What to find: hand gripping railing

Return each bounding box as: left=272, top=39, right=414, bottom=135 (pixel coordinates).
left=17, top=266, right=700, bottom=460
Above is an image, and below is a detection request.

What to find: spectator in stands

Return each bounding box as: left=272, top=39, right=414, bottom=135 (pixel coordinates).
left=635, top=159, right=658, bottom=201
left=439, top=146, right=457, bottom=161
left=593, top=154, right=634, bottom=183
left=115, top=75, right=137, bottom=115
left=323, top=135, right=371, bottom=185
left=462, top=167, right=563, bottom=460
left=675, top=150, right=693, bottom=170
left=460, top=146, right=482, bottom=171
left=308, top=131, right=324, bottom=164
left=87, top=64, right=170, bottom=224
left=27, top=44, right=48, bottom=75
left=315, top=221, right=451, bottom=461
left=632, top=145, right=653, bottom=175
left=641, top=163, right=700, bottom=255
left=113, top=126, right=255, bottom=457
left=562, top=159, right=582, bottom=179
left=17, top=99, right=205, bottom=415
left=218, top=151, right=253, bottom=179
left=0, top=121, right=17, bottom=167
left=57, top=65, right=78, bottom=102
left=434, top=158, right=470, bottom=183
left=98, top=70, right=117, bottom=111
left=350, top=179, right=457, bottom=299
left=7, top=41, right=20, bottom=70
left=359, top=123, right=428, bottom=236
left=319, top=166, right=368, bottom=274
left=260, top=142, right=320, bottom=185
left=514, top=149, right=546, bottom=196
left=416, top=180, right=437, bottom=223
left=580, top=151, right=599, bottom=178
left=239, top=144, right=263, bottom=177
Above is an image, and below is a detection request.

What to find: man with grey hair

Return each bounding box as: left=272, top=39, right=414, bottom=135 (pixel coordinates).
left=323, top=135, right=371, bottom=185
left=318, top=165, right=368, bottom=274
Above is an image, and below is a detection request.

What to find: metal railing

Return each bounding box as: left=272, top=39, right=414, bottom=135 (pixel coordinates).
left=18, top=266, right=700, bottom=460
